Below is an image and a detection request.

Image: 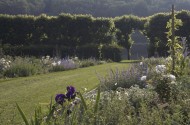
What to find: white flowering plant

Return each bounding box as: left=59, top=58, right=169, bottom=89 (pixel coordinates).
left=138, top=60, right=180, bottom=102
left=50, top=57, right=79, bottom=72
left=0, top=57, right=11, bottom=77
left=0, top=58, right=11, bottom=72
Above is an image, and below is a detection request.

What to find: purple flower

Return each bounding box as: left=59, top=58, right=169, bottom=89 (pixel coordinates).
left=55, top=94, right=66, bottom=105
left=66, top=86, right=76, bottom=99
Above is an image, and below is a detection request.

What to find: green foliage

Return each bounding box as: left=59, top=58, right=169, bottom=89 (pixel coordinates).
left=155, top=77, right=178, bottom=102
left=76, top=44, right=99, bottom=59
left=176, top=11, right=190, bottom=48
left=165, top=10, right=189, bottom=76
left=3, top=10, right=190, bottom=60
left=78, top=92, right=87, bottom=110
left=144, top=13, right=170, bottom=57
left=4, top=57, right=43, bottom=77
left=0, top=14, right=119, bottom=61
left=144, top=10, right=190, bottom=58
left=94, top=87, right=100, bottom=114
left=79, top=58, right=98, bottom=68
left=49, top=65, right=65, bottom=72
left=99, top=65, right=142, bottom=91
left=16, top=103, right=43, bottom=125
left=102, top=43, right=123, bottom=62
left=16, top=103, right=30, bottom=125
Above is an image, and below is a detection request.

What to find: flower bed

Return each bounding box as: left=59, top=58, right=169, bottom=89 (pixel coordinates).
left=16, top=57, right=190, bottom=125
left=0, top=56, right=105, bottom=78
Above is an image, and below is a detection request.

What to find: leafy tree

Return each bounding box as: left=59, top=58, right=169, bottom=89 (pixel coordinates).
left=114, top=15, right=143, bottom=60
left=144, top=13, right=170, bottom=57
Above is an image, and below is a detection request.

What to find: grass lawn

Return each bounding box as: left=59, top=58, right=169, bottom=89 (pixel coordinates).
left=0, top=61, right=134, bottom=125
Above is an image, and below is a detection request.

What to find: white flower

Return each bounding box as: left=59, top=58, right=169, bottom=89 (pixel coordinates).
left=168, top=74, right=176, bottom=81
left=163, top=74, right=176, bottom=83
left=46, top=55, right=50, bottom=59
left=155, top=65, right=166, bottom=74
left=57, top=60, right=61, bottom=65
left=116, top=91, right=120, bottom=95
left=115, top=83, right=118, bottom=86
left=140, top=62, right=143, bottom=66
left=52, top=61, right=57, bottom=66
left=140, top=76, right=147, bottom=81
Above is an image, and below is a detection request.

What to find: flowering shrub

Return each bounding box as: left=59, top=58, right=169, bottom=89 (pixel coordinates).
left=155, top=65, right=166, bottom=74
left=0, top=58, right=11, bottom=77
left=41, top=55, right=53, bottom=67
left=0, top=58, right=11, bottom=71
left=4, top=57, right=45, bottom=77
left=57, top=58, right=78, bottom=70
left=79, top=58, right=105, bottom=68
left=0, top=55, right=105, bottom=78
left=139, top=59, right=180, bottom=102
left=50, top=57, right=106, bottom=72
left=99, top=66, right=142, bottom=91
left=50, top=57, right=78, bottom=72
left=99, top=57, right=189, bottom=104
left=99, top=58, right=165, bottom=91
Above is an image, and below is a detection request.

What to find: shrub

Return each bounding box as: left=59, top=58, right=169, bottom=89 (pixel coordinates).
left=4, top=64, right=37, bottom=77
left=99, top=65, right=142, bottom=91
left=49, top=57, right=78, bottom=72
left=4, top=57, right=44, bottom=77
left=50, top=65, right=65, bottom=72
left=79, top=58, right=100, bottom=68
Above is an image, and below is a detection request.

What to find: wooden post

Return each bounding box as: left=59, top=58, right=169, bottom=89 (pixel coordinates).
left=171, top=4, right=175, bottom=75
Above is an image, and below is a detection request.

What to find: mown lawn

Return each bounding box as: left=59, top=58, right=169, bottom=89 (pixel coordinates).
left=0, top=61, right=134, bottom=125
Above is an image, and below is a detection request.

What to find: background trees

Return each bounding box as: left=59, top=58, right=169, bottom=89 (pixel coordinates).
left=1, top=0, right=190, bottom=17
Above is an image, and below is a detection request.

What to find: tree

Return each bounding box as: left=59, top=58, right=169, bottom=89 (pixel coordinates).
left=144, top=13, right=170, bottom=57
left=114, top=15, right=143, bottom=60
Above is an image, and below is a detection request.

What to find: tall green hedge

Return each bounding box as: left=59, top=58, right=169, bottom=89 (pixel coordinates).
left=1, top=10, right=190, bottom=59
